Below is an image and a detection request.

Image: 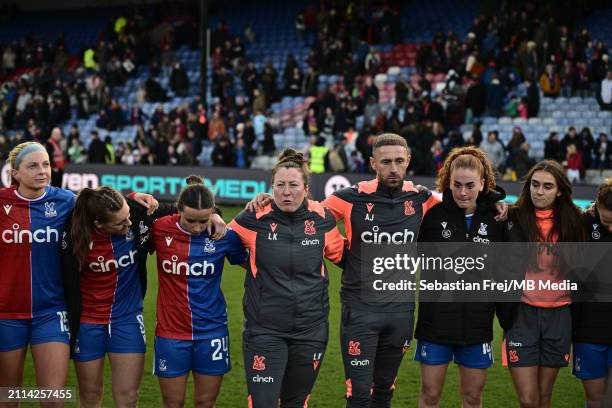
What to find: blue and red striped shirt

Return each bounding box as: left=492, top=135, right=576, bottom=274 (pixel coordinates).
left=0, top=185, right=74, bottom=318
left=151, top=214, right=247, bottom=340
left=80, top=227, right=142, bottom=324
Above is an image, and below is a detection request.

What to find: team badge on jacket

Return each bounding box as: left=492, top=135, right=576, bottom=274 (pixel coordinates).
left=441, top=222, right=451, bottom=239
left=304, top=220, right=316, bottom=235
left=404, top=200, right=415, bottom=216
left=478, top=223, right=488, bottom=236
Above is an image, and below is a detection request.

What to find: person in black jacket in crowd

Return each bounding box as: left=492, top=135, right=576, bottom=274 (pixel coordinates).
left=594, top=132, right=611, bottom=170
left=211, top=136, right=235, bottom=166
left=544, top=132, right=562, bottom=163
left=87, top=130, right=107, bottom=163
left=415, top=146, right=513, bottom=408
left=61, top=188, right=226, bottom=408
left=169, top=61, right=189, bottom=97
left=525, top=78, right=540, bottom=118
left=572, top=180, right=612, bottom=408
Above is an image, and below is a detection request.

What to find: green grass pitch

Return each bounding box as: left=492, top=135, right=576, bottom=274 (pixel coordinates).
left=21, top=205, right=584, bottom=406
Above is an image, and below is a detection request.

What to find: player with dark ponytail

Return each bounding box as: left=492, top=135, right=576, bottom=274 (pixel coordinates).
left=150, top=175, right=247, bottom=407
left=61, top=182, right=227, bottom=407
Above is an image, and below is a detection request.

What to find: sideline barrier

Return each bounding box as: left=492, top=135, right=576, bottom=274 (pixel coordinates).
left=1, top=164, right=599, bottom=205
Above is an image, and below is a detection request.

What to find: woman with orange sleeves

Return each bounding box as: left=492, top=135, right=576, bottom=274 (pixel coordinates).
left=229, top=149, right=345, bottom=408
left=503, top=160, right=586, bottom=407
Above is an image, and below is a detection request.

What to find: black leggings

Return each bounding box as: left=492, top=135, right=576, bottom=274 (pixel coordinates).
left=341, top=306, right=414, bottom=408
left=243, top=322, right=328, bottom=408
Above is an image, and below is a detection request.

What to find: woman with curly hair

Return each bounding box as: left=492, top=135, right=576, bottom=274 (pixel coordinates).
left=415, top=146, right=512, bottom=408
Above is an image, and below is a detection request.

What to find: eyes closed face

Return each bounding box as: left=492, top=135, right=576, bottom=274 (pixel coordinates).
left=96, top=202, right=132, bottom=236
left=597, top=205, right=612, bottom=233
left=450, top=167, right=484, bottom=214
left=530, top=170, right=561, bottom=210
left=179, top=206, right=214, bottom=235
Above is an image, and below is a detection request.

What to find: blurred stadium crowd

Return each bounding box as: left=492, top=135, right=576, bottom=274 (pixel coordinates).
left=0, top=0, right=611, bottom=184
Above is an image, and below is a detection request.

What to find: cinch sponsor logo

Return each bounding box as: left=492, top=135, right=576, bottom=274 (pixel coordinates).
left=252, top=375, right=274, bottom=383
left=351, top=359, right=370, bottom=366
left=161, top=255, right=215, bottom=276
left=1, top=224, right=60, bottom=243
left=360, top=225, right=415, bottom=245
left=472, top=236, right=490, bottom=244
left=507, top=341, right=522, bottom=347
left=89, top=249, right=138, bottom=272
left=301, top=238, right=320, bottom=246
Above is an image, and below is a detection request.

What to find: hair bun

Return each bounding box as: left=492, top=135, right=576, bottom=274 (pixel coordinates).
left=185, top=175, right=204, bottom=185
left=278, top=149, right=306, bottom=165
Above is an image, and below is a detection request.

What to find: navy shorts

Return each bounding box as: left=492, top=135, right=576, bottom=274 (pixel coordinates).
left=573, top=343, right=612, bottom=380
left=414, top=340, right=493, bottom=369
left=0, top=310, right=70, bottom=351
left=73, top=313, right=146, bottom=361
left=153, top=330, right=230, bottom=377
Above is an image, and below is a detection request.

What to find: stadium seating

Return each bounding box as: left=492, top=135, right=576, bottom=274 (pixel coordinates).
left=5, top=0, right=612, bottom=166
left=460, top=97, right=612, bottom=159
